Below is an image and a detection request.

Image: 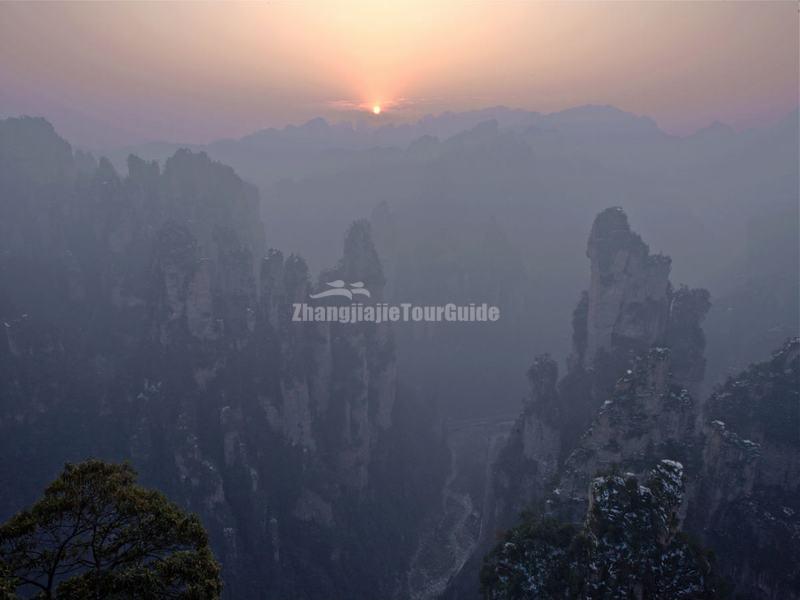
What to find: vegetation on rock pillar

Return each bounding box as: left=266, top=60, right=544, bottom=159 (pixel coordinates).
left=480, top=460, right=724, bottom=600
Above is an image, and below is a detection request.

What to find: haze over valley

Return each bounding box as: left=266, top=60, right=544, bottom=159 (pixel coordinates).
left=0, top=3, right=797, bottom=599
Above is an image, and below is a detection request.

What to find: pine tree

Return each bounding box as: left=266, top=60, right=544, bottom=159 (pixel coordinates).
left=0, top=460, right=221, bottom=599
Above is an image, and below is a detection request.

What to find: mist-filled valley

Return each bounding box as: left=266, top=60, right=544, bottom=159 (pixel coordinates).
left=105, top=105, right=799, bottom=418
left=1, top=100, right=798, bottom=600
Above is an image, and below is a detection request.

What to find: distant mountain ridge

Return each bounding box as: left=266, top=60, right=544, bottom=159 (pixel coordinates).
left=99, top=103, right=800, bottom=164
left=96, top=104, right=674, bottom=172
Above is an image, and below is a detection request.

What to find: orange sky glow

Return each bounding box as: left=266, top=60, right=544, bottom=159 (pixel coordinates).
left=0, top=1, right=797, bottom=147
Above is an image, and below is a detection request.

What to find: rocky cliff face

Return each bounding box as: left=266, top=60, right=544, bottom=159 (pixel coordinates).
left=481, top=460, right=723, bottom=600
left=552, top=347, right=700, bottom=522
left=686, top=338, right=800, bottom=599
left=461, top=208, right=797, bottom=599
left=492, top=207, right=709, bottom=529
left=444, top=207, right=710, bottom=598
left=0, top=117, right=446, bottom=599
left=581, top=207, right=672, bottom=366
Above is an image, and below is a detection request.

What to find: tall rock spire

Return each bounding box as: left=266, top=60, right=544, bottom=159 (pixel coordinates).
left=582, top=206, right=672, bottom=365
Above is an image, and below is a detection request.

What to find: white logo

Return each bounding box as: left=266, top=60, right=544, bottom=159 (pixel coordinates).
left=309, top=280, right=371, bottom=300
left=295, top=280, right=500, bottom=324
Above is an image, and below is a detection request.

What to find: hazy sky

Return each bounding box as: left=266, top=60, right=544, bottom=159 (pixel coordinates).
left=1, top=1, right=797, bottom=148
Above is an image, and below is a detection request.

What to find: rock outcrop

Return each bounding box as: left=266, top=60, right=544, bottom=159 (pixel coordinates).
left=493, top=207, right=709, bottom=527
left=481, top=460, right=723, bottom=600
left=444, top=207, right=711, bottom=599
left=552, top=347, right=699, bottom=521
left=686, top=338, right=800, bottom=599
left=464, top=208, right=797, bottom=600
left=581, top=207, right=672, bottom=366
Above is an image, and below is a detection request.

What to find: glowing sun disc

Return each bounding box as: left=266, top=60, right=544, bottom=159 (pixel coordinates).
left=372, top=104, right=381, bottom=115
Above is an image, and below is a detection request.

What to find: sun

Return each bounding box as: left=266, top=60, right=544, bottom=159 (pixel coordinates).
left=372, top=104, right=381, bottom=115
